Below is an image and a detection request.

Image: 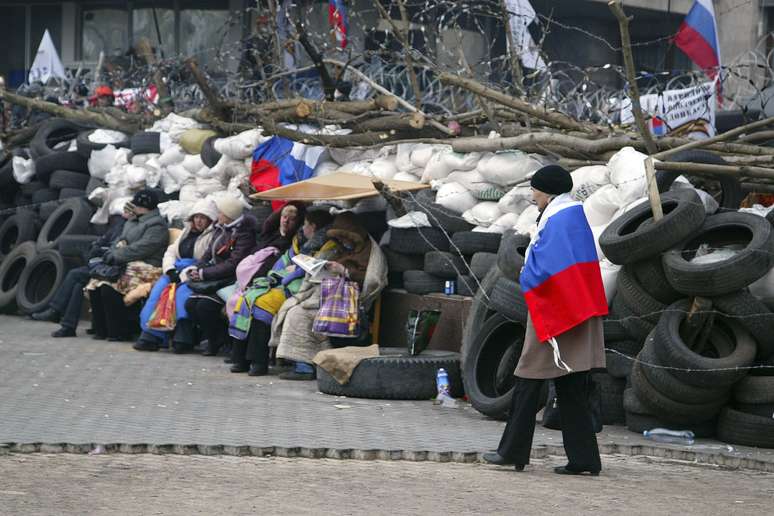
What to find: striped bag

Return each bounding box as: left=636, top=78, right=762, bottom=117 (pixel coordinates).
left=313, top=277, right=360, bottom=338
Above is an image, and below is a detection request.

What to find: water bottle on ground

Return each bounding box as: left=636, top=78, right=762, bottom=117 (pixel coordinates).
left=643, top=428, right=695, bottom=445
left=435, top=368, right=455, bottom=407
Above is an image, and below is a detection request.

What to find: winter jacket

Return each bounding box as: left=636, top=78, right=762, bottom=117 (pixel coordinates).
left=198, top=214, right=258, bottom=281
left=109, top=209, right=169, bottom=267
left=161, top=223, right=215, bottom=273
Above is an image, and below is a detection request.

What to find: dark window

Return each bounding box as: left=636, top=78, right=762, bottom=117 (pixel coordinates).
left=82, top=6, right=129, bottom=61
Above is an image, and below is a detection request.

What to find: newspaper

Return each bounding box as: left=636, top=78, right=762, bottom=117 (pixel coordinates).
left=292, top=254, right=336, bottom=283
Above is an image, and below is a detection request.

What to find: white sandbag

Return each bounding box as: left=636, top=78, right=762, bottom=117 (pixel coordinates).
left=109, top=195, right=133, bottom=216
left=88, top=145, right=118, bottom=179
left=338, top=160, right=373, bottom=176
left=514, top=204, right=539, bottom=238
left=462, top=202, right=502, bottom=227
left=583, top=184, right=624, bottom=227
left=89, top=129, right=127, bottom=144
left=609, top=196, right=648, bottom=224
left=368, top=158, right=398, bottom=180
left=178, top=184, right=201, bottom=204
left=12, top=156, right=35, bottom=184
left=446, top=171, right=497, bottom=195
left=195, top=176, right=223, bottom=196
left=410, top=144, right=438, bottom=169
left=420, top=148, right=456, bottom=183
left=104, top=163, right=129, bottom=187
left=395, top=143, right=417, bottom=172
left=125, top=164, right=149, bottom=189
left=214, top=129, right=263, bottom=160
left=157, top=144, right=185, bottom=166
left=477, top=151, right=543, bottom=187
left=472, top=226, right=490, bottom=232
left=442, top=151, right=481, bottom=172
left=314, top=160, right=339, bottom=177
left=693, top=188, right=719, bottom=214
left=158, top=200, right=189, bottom=224
left=181, top=154, right=205, bottom=174
left=166, top=164, right=193, bottom=186
left=571, top=165, right=609, bottom=201
left=149, top=113, right=204, bottom=143
left=590, top=224, right=608, bottom=262
left=435, top=181, right=478, bottom=214
left=608, top=147, right=649, bottom=204
left=131, top=153, right=159, bottom=167
left=497, top=184, right=533, bottom=215
left=488, top=212, right=520, bottom=234
left=393, top=172, right=421, bottom=182
left=159, top=171, right=181, bottom=195
left=599, top=258, right=621, bottom=305
left=143, top=166, right=162, bottom=188
left=388, top=211, right=432, bottom=228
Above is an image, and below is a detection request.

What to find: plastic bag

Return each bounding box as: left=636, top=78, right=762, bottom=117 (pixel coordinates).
left=12, top=156, right=35, bottom=184
left=147, top=283, right=177, bottom=330
left=313, top=277, right=361, bottom=338
left=406, top=309, right=441, bottom=355
left=388, top=211, right=432, bottom=228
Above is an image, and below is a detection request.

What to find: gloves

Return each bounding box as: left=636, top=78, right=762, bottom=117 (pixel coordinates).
left=102, top=250, right=115, bottom=265
left=166, top=269, right=180, bottom=283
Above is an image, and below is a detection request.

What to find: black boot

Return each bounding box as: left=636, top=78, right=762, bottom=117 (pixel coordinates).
left=51, top=326, right=76, bottom=338
left=32, top=308, right=61, bottom=323
left=248, top=363, right=268, bottom=376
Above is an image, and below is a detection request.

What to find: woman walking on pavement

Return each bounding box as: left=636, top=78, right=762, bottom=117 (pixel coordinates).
left=484, top=165, right=608, bottom=476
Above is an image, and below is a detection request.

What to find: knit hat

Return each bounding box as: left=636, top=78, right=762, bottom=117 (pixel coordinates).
left=188, top=198, right=218, bottom=222
left=131, top=188, right=160, bottom=210
left=215, top=196, right=245, bottom=221
left=530, top=165, right=573, bottom=196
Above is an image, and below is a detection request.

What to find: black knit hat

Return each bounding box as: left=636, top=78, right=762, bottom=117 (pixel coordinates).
left=530, top=165, right=573, bottom=195
left=131, top=188, right=160, bottom=210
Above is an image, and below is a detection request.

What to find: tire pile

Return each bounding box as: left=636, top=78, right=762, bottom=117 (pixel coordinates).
left=385, top=189, right=503, bottom=296
left=599, top=189, right=774, bottom=447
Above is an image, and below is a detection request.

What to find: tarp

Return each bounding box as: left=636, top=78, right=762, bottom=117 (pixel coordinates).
left=250, top=172, right=428, bottom=201
left=28, top=29, right=66, bottom=84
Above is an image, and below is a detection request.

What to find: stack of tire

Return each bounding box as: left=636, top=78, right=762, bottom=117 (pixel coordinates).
left=389, top=188, right=502, bottom=296
left=600, top=185, right=774, bottom=446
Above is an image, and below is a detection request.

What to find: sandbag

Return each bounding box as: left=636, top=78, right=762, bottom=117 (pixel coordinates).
left=571, top=165, right=609, bottom=201
left=87, top=145, right=119, bottom=179
left=181, top=154, right=205, bottom=174
left=314, top=160, right=339, bottom=177
left=477, top=151, right=542, bottom=187
left=12, top=156, right=35, bottom=184
left=420, top=148, right=456, bottom=183
left=410, top=144, right=437, bottom=169
left=179, top=128, right=218, bottom=154
left=434, top=182, right=478, bottom=214
left=214, top=129, right=263, bottom=160
left=608, top=147, right=649, bottom=204
left=498, top=184, right=533, bottom=215
left=462, top=202, right=502, bottom=227
left=487, top=212, right=520, bottom=234
left=600, top=259, right=621, bottom=305
left=395, top=143, right=417, bottom=172
left=583, top=184, right=624, bottom=227
left=157, top=144, right=186, bottom=166
left=368, top=158, right=398, bottom=180
left=393, top=172, right=421, bottom=182
left=514, top=204, right=539, bottom=237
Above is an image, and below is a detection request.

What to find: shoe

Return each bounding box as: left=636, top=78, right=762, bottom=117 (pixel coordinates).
left=51, top=326, right=76, bottom=338
left=223, top=358, right=233, bottom=364
left=230, top=363, right=249, bottom=373
left=133, top=340, right=160, bottom=352
left=248, top=364, right=268, bottom=376
left=32, top=308, right=61, bottom=323
left=554, top=465, right=599, bottom=476
left=278, top=370, right=316, bottom=381
left=171, top=344, right=191, bottom=355
left=482, top=452, right=525, bottom=471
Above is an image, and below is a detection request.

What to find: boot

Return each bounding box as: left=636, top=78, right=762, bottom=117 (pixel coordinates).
left=32, top=308, right=61, bottom=323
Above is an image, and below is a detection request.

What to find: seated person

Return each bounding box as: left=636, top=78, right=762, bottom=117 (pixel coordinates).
left=228, top=209, right=334, bottom=376
left=133, top=199, right=218, bottom=352
left=270, top=212, right=388, bottom=380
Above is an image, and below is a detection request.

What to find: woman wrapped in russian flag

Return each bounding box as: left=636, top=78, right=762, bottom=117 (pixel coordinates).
left=484, top=165, right=608, bottom=476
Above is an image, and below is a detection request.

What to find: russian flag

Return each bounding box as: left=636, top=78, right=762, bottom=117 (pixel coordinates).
left=329, top=0, right=349, bottom=49
left=650, top=115, right=667, bottom=137
left=519, top=198, right=608, bottom=343
left=250, top=136, right=325, bottom=209
left=675, top=0, right=721, bottom=79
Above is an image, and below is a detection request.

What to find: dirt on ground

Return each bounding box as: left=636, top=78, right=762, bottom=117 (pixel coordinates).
left=0, top=453, right=771, bottom=515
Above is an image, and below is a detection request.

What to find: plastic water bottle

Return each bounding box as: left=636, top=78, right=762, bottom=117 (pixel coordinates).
left=643, top=428, right=695, bottom=445
left=436, top=368, right=450, bottom=398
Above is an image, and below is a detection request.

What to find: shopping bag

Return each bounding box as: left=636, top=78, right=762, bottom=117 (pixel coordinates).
left=313, top=277, right=360, bottom=338
left=147, top=283, right=177, bottom=331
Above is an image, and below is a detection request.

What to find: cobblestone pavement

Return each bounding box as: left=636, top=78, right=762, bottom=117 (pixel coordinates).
left=0, top=315, right=773, bottom=471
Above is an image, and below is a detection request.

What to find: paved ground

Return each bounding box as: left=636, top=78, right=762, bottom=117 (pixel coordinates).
left=0, top=315, right=773, bottom=472
left=1, top=454, right=773, bottom=515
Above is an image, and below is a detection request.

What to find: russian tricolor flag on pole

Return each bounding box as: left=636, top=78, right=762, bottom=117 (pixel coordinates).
left=519, top=196, right=608, bottom=345
left=329, top=0, right=349, bottom=49
left=249, top=136, right=325, bottom=209
left=675, top=0, right=721, bottom=79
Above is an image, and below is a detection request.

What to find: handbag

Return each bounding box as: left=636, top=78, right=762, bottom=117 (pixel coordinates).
left=88, top=258, right=125, bottom=282
left=313, top=276, right=360, bottom=338
left=541, top=377, right=603, bottom=434
left=147, top=283, right=177, bottom=331
left=187, top=278, right=234, bottom=294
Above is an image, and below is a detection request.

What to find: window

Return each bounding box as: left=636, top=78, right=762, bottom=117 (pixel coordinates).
left=132, top=3, right=175, bottom=59
left=82, top=7, right=129, bottom=62
left=0, top=6, right=27, bottom=87
left=179, top=6, right=232, bottom=70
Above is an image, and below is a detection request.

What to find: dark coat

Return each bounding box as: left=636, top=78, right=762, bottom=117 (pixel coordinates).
left=199, top=214, right=258, bottom=281
left=109, top=209, right=169, bottom=267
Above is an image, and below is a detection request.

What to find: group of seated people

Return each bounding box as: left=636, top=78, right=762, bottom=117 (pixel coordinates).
left=30, top=188, right=387, bottom=381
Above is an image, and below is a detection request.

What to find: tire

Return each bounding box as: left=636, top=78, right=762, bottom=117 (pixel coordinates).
left=599, top=189, right=706, bottom=265
left=48, top=169, right=90, bottom=191
left=630, top=257, right=682, bottom=305
left=0, top=211, right=39, bottom=257
left=457, top=274, right=476, bottom=296
left=34, top=151, right=89, bottom=183
left=625, top=411, right=716, bottom=438
left=603, top=316, right=631, bottom=342
left=605, top=350, right=633, bottom=378
left=451, top=231, right=502, bottom=255
left=20, top=181, right=46, bottom=196
left=488, top=276, right=528, bottom=323
left=734, top=376, right=774, bottom=404
left=461, top=268, right=501, bottom=369
left=611, top=294, right=654, bottom=343
left=717, top=407, right=774, bottom=448
left=402, top=270, right=445, bottom=295
left=15, top=249, right=73, bottom=314
left=606, top=339, right=642, bottom=357
left=630, top=359, right=726, bottom=424
left=623, top=388, right=650, bottom=415
left=461, top=312, right=527, bottom=420
left=497, top=230, right=529, bottom=281
left=711, top=290, right=774, bottom=360
left=58, top=188, right=86, bottom=200
left=470, top=252, right=497, bottom=281
left=424, top=251, right=466, bottom=279
left=616, top=267, right=666, bottom=325
left=200, top=135, right=222, bottom=168
left=39, top=202, right=58, bottom=222
left=662, top=212, right=774, bottom=296
left=653, top=300, right=757, bottom=388
left=316, top=347, right=463, bottom=400
left=749, top=354, right=774, bottom=377
left=0, top=160, right=15, bottom=189
left=387, top=271, right=403, bottom=289
left=86, top=177, right=105, bottom=196
left=31, top=188, right=58, bottom=205
left=734, top=403, right=774, bottom=418
left=403, top=189, right=474, bottom=234
left=389, top=227, right=450, bottom=254
left=57, top=234, right=99, bottom=261
left=30, top=119, right=91, bottom=159
left=0, top=241, right=36, bottom=311
left=75, top=129, right=129, bottom=157
left=593, top=373, right=626, bottom=425
left=383, top=246, right=424, bottom=273
left=657, top=150, right=743, bottom=211
left=36, top=198, right=94, bottom=250
left=130, top=131, right=161, bottom=154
